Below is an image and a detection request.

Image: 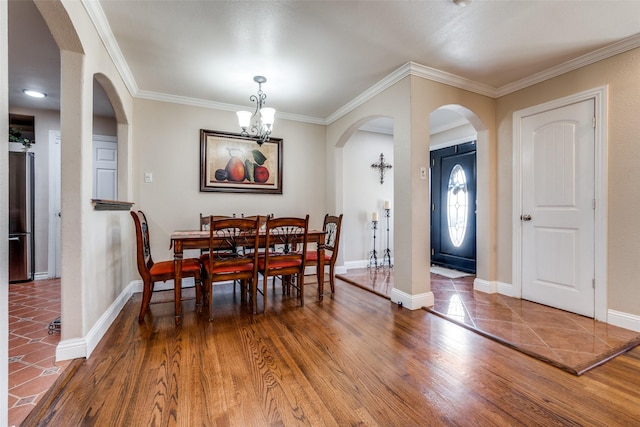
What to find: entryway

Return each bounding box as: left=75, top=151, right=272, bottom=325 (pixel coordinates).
left=430, top=141, right=476, bottom=274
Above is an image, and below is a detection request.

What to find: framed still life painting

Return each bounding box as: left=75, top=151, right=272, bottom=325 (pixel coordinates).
left=200, top=129, right=283, bottom=194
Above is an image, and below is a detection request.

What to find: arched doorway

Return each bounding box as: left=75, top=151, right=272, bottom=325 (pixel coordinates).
left=429, top=107, right=478, bottom=274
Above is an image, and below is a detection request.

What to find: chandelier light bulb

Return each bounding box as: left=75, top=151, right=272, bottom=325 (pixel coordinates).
left=236, top=76, right=276, bottom=146
left=236, top=110, right=251, bottom=130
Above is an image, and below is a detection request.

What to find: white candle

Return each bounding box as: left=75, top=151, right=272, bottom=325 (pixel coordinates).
left=372, top=212, right=378, bottom=222
left=384, top=200, right=390, bottom=210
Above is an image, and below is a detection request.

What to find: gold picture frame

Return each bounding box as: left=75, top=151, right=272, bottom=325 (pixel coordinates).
left=200, top=130, right=283, bottom=194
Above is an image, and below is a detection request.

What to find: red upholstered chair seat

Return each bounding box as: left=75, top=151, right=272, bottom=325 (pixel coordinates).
left=304, top=251, right=331, bottom=263
left=258, top=258, right=302, bottom=270
left=150, top=258, right=202, bottom=276
left=209, top=263, right=255, bottom=274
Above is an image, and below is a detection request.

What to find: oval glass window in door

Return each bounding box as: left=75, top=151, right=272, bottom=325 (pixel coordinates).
left=447, top=164, right=468, bottom=248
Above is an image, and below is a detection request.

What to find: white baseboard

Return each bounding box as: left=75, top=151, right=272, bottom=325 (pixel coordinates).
left=56, top=280, right=139, bottom=361
left=389, top=288, right=434, bottom=310
left=473, top=278, right=496, bottom=293
left=473, top=279, right=514, bottom=297
left=55, top=338, right=87, bottom=362
left=55, top=277, right=203, bottom=361
left=608, top=309, right=640, bottom=332
left=497, top=281, right=515, bottom=296
left=345, top=260, right=368, bottom=269
left=335, top=265, right=347, bottom=275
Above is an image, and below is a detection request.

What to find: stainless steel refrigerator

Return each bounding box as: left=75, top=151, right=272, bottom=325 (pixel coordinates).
left=9, top=151, right=35, bottom=283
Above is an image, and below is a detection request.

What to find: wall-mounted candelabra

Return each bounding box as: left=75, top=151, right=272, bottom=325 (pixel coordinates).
left=368, top=212, right=379, bottom=269
left=383, top=201, right=393, bottom=269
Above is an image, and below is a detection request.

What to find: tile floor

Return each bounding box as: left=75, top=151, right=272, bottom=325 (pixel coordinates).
left=337, top=267, right=640, bottom=374
left=8, top=279, right=69, bottom=427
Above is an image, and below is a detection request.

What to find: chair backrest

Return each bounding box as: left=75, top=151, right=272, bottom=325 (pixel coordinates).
left=241, top=213, right=273, bottom=230
left=208, top=216, right=261, bottom=279
left=323, top=214, right=343, bottom=260
left=263, top=215, right=309, bottom=272
left=130, top=210, right=154, bottom=279
left=200, top=213, right=235, bottom=231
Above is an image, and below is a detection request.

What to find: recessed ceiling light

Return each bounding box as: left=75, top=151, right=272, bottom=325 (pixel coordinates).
left=452, top=0, right=472, bottom=6
left=23, top=89, right=47, bottom=98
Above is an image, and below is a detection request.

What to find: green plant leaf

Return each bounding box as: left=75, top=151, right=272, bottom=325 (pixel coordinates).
left=251, top=149, right=267, bottom=166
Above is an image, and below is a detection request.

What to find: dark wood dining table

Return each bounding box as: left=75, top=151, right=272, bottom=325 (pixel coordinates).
left=170, top=229, right=326, bottom=325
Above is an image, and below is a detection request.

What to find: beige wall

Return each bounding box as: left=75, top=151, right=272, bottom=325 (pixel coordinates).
left=131, top=99, right=328, bottom=263
left=496, top=46, right=640, bottom=316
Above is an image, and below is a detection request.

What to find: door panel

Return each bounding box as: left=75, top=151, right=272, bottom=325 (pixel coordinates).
left=521, top=100, right=595, bottom=317
left=93, top=137, right=118, bottom=200
left=431, top=142, right=476, bottom=273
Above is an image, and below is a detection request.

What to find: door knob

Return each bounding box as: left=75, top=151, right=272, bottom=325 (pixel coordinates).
left=521, top=214, right=532, bottom=221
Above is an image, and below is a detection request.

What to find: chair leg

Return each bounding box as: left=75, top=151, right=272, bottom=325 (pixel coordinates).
left=298, top=272, right=305, bottom=306
left=329, top=264, right=335, bottom=293
left=208, top=278, right=214, bottom=322
left=138, top=279, right=153, bottom=321
left=240, top=280, right=247, bottom=303
left=263, top=274, right=268, bottom=314
left=195, top=273, right=203, bottom=313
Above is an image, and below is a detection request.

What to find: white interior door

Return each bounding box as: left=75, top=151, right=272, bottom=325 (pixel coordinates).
left=93, top=136, right=118, bottom=200
left=521, top=99, right=595, bottom=317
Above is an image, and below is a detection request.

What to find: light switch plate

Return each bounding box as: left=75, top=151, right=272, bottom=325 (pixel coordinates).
left=144, top=172, right=153, bottom=183
left=420, top=167, right=427, bottom=180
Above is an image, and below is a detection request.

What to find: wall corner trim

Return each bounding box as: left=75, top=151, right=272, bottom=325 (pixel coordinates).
left=390, top=288, right=434, bottom=310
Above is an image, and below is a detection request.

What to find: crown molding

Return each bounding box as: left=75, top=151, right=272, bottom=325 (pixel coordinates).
left=325, top=63, right=412, bottom=125
left=136, top=90, right=325, bottom=125
left=496, top=34, right=640, bottom=97
left=81, top=0, right=138, bottom=96
left=407, top=62, right=497, bottom=97
left=325, top=61, right=497, bottom=125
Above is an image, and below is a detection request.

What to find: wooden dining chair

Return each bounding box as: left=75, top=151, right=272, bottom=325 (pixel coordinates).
left=256, top=215, right=309, bottom=314
left=241, top=213, right=273, bottom=232
left=202, top=216, right=260, bottom=321
left=130, top=210, right=203, bottom=322
left=200, top=213, right=236, bottom=231
left=305, top=214, right=343, bottom=294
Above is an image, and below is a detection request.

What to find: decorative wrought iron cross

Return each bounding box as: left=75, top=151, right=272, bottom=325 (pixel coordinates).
left=371, top=153, right=392, bottom=184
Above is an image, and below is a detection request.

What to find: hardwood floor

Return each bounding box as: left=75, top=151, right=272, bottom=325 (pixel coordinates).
left=25, top=277, right=640, bottom=426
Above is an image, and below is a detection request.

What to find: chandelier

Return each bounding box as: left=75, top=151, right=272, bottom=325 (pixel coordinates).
left=237, top=76, right=276, bottom=146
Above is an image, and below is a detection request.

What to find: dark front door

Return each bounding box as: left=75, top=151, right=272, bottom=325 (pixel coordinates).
left=430, top=141, right=476, bottom=273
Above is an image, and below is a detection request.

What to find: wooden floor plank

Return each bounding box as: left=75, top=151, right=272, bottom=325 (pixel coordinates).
left=25, top=278, right=640, bottom=426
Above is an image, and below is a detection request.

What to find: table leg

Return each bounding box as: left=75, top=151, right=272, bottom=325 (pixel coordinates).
left=317, top=238, right=325, bottom=300
left=174, top=241, right=183, bottom=326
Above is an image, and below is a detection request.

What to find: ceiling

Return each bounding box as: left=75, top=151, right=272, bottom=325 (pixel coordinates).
left=8, top=0, right=640, bottom=132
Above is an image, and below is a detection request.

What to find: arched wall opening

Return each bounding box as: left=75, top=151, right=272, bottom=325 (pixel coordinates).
left=93, top=73, right=131, bottom=201
left=429, top=104, right=492, bottom=286
left=331, top=102, right=492, bottom=297
left=336, top=117, right=395, bottom=271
